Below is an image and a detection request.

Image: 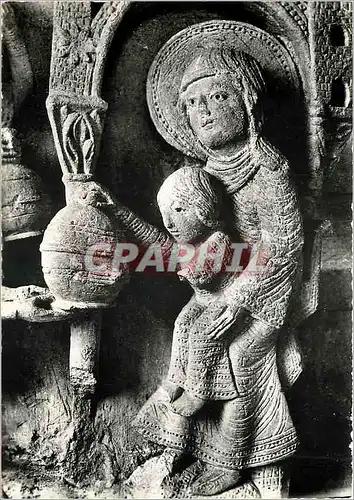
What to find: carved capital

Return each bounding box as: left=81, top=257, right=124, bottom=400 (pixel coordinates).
left=46, top=93, right=107, bottom=176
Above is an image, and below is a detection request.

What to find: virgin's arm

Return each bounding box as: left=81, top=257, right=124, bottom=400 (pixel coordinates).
left=207, top=162, right=303, bottom=338
left=225, top=162, right=303, bottom=324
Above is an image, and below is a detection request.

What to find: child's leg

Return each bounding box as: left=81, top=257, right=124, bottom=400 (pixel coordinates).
left=164, top=295, right=205, bottom=400
left=171, top=301, right=233, bottom=418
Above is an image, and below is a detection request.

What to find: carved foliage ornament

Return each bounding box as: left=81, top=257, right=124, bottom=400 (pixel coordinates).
left=61, top=107, right=101, bottom=175
left=56, top=22, right=97, bottom=67
left=47, top=94, right=107, bottom=176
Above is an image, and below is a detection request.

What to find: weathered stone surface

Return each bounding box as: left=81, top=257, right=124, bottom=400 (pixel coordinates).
left=1, top=3, right=53, bottom=241
left=2, top=155, right=53, bottom=242
left=103, top=24, right=307, bottom=495
left=2, top=2, right=352, bottom=498
left=124, top=452, right=263, bottom=499
left=40, top=201, right=127, bottom=310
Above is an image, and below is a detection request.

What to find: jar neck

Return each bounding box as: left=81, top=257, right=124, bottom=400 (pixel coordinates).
left=62, top=173, right=94, bottom=206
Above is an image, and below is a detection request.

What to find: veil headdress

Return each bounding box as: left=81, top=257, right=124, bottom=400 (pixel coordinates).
left=147, top=21, right=300, bottom=164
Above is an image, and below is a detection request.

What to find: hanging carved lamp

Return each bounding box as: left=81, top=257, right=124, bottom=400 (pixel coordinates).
left=2, top=127, right=53, bottom=241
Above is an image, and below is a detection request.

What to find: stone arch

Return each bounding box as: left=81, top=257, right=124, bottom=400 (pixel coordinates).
left=90, top=1, right=311, bottom=101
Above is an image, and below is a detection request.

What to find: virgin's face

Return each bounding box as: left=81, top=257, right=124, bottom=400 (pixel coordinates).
left=182, top=75, right=247, bottom=150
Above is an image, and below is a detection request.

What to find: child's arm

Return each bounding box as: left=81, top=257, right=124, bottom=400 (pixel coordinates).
left=69, top=178, right=175, bottom=259
left=113, top=202, right=174, bottom=257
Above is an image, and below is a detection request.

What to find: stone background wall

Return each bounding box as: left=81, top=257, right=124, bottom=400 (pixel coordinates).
left=2, top=2, right=352, bottom=497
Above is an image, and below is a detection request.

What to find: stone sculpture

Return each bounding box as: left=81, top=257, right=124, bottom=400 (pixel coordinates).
left=1, top=3, right=52, bottom=242
left=1, top=4, right=67, bottom=324
left=40, top=178, right=127, bottom=310
left=89, top=21, right=308, bottom=498
left=40, top=101, right=128, bottom=310
left=1, top=1, right=351, bottom=495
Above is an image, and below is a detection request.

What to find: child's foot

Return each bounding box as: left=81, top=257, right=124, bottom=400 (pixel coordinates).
left=190, top=464, right=242, bottom=496
left=170, top=391, right=205, bottom=417
left=162, top=380, right=183, bottom=403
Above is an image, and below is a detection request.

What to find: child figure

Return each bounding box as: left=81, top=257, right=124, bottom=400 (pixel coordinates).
left=157, top=167, right=242, bottom=417
left=111, top=166, right=242, bottom=417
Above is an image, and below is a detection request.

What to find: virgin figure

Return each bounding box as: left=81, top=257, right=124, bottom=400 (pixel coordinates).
left=90, top=24, right=304, bottom=497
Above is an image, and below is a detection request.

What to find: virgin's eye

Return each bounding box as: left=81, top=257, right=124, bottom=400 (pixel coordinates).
left=189, top=98, right=196, bottom=106
left=212, top=93, right=226, bottom=101
left=174, top=207, right=184, bottom=213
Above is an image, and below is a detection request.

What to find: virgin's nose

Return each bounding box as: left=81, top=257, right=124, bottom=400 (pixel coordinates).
left=197, top=96, right=211, bottom=116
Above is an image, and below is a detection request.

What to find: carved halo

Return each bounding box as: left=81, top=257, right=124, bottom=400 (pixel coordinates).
left=147, top=20, right=301, bottom=161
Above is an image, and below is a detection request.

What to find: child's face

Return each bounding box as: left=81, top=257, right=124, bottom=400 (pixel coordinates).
left=158, top=195, right=208, bottom=244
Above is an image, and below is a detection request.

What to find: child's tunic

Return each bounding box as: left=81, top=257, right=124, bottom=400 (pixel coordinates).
left=167, top=231, right=241, bottom=400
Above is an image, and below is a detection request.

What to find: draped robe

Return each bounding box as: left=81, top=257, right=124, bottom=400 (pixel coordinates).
left=133, top=137, right=304, bottom=469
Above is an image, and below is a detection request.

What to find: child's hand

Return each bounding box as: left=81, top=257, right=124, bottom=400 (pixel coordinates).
left=84, top=182, right=117, bottom=209
left=206, top=304, right=242, bottom=340
left=63, top=178, right=118, bottom=209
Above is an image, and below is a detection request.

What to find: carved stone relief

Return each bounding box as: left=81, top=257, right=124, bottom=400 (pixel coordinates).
left=1, top=3, right=52, bottom=242
left=109, top=23, right=304, bottom=498
left=1, top=1, right=352, bottom=498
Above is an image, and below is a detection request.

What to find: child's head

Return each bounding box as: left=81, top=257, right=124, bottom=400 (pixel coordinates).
left=157, top=166, right=221, bottom=243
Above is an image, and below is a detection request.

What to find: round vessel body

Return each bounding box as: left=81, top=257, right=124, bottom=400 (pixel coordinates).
left=2, top=162, right=52, bottom=241
left=40, top=203, right=128, bottom=310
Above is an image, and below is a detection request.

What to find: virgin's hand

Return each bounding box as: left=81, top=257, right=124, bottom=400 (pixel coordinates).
left=206, top=305, right=242, bottom=340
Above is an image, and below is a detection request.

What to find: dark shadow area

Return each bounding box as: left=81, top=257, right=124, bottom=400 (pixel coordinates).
left=290, top=456, right=352, bottom=497
left=330, top=78, right=347, bottom=108
left=2, top=236, right=45, bottom=288
left=2, top=322, right=70, bottom=397
left=13, top=3, right=64, bottom=208
left=329, top=24, right=347, bottom=47
left=98, top=273, right=190, bottom=397
left=287, top=308, right=352, bottom=495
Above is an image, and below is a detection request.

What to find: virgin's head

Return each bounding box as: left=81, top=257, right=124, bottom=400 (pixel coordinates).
left=157, top=166, right=222, bottom=243
left=178, top=48, right=265, bottom=153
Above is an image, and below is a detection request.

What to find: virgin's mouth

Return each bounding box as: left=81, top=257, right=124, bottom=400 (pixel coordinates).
left=201, top=120, right=214, bottom=128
